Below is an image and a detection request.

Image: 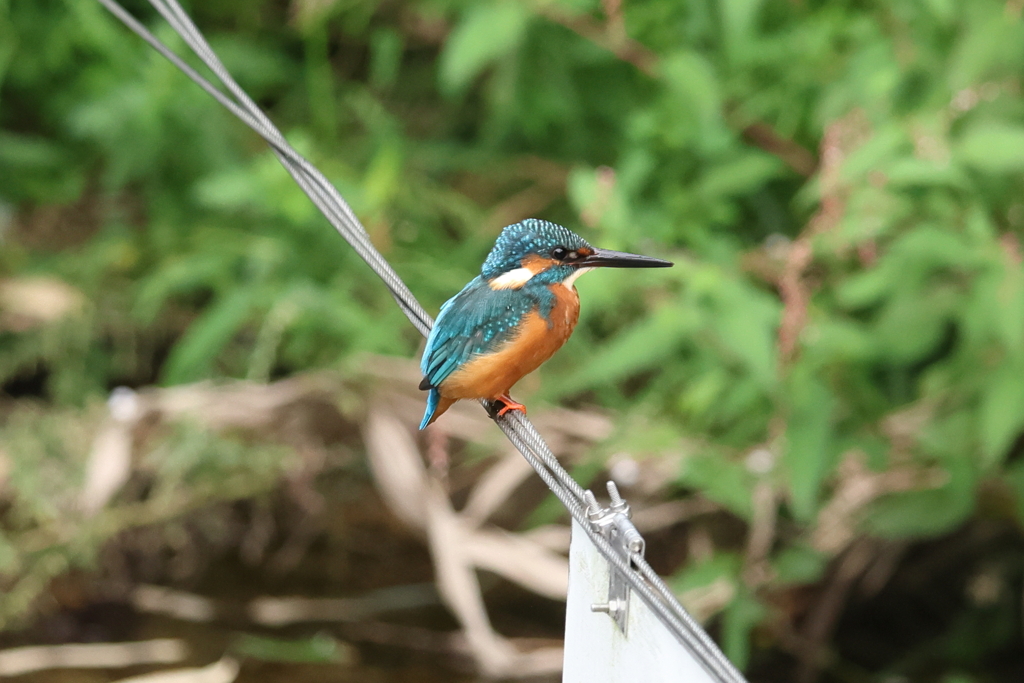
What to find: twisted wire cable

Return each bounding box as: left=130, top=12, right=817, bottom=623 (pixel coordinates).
left=94, top=2, right=747, bottom=680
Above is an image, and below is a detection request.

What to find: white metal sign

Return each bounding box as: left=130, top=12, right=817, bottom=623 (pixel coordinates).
left=563, top=520, right=717, bottom=683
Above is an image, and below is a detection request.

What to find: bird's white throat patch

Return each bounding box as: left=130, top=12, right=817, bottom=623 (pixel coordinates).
left=562, top=267, right=594, bottom=289
left=489, top=267, right=536, bottom=290
left=489, top=265, right=594, bottom=290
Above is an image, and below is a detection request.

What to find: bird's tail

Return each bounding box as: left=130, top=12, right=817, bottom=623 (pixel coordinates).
left=419, top=387, right=442, bottom=430
left=419, top=388, right=456, bottom=429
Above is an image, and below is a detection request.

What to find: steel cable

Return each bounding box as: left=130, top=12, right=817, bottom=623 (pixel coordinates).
left=94, top=2, right=747, bottom=681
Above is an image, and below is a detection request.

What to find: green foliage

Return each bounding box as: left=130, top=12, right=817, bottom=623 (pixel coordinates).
left=4, top=0, right=1024, bottom=678
left=231, top=632, right=353, bottom=664
left=439, top=1, right=530, bottom=95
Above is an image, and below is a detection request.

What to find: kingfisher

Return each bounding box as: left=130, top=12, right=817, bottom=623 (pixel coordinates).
left=419, top=218, right=672, bottom=429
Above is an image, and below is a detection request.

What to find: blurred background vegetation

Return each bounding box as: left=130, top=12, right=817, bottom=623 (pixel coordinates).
left=3, top=0, right=1024, bottom=681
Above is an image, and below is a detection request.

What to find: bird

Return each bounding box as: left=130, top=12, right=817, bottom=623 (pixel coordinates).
left=418, top=218, right=672, bottom=429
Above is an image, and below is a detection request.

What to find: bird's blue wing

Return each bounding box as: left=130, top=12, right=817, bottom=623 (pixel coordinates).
left=420, top=276, right=536, bottom=390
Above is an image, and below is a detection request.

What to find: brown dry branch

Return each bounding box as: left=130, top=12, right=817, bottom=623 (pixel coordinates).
left=521, top=524, right=572, bottom=552
left=538, top=6, right=658, bottom=77
left=0, top=639, right=188, bottom=677
left=239, top=500, right=275, bottom=567
left=796, top=538, right=879, bottom=683
left=112, top=657, right=239, bottom=683
left=880, top=400, right=937, bottom=460
left=686, top=525, right=715, bottom=564
left=265, top=509, right=324, bottom=576
left=248, top=583, right=439, bottom=626
left=423, top=475, right=522, bottom=675
left=460, top=448, right=538, bottom=527
left=12, top=358, right=686, bottom=674
left=0, top=277, right=86, bottom=333
left=782, top=447, right=948, bottom=683
left=125, top=581, right=444, bottom=628
left=363, top=400, right=564, bottom=676
left=740, top=122, right=818, bottom=177
left=778, top=109, right=871, bottom=362
left=777, top=239, right=815, bottom=362
left=631, top=497, right=721, bottom=534
left=132, top=585, right=217, bottom=623
left=4, top=373, right=352, bottom=629
left=857, top=541, right=908, bottom=599
left=812, top=450, right=947, bottom=556
left=743, top=480, right=779, bottom=587
left=0, top=446, right=10, bottom=496
left=679, top=578, right=737, bottom=624
left=601, top=0, right=627, bottom=45
left=79, top=373, right=349, bottom=515
left=738, top=423, right=784, bottom=590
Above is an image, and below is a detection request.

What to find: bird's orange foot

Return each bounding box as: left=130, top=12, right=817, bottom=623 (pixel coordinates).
left=489, top=394, right=527, bottom=419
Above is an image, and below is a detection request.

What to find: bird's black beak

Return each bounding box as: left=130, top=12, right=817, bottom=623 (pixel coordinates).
left=578, top=248, right=673, bottom=268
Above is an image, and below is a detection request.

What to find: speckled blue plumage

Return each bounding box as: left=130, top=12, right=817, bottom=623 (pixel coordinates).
left=419, top=276, right=552, bottom=429
left=481, top=219, right=590, bottom=278
left=419, top=219, right=591, bottom=429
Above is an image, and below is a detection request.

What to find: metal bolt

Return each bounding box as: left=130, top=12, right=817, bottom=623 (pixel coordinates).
left=584, top=490, right=603, bottom=522
left=591, top=599, right=625, bottom=616
left=606, top=481, right=629, bottom=515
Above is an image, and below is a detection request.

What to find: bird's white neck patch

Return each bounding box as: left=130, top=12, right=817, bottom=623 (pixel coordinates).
left=562, top=267, right=594, bottom=289
left=489, top=267, right=535, bottom=290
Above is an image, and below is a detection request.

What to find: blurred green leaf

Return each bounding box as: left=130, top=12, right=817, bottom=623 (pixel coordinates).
left=718, top=0, right=764, bottom=64
left=661, top=50, right=721, bottom=129
left=560, top=304, right=695, bottom=394
left=232, top=632, right=352, bottom=664
left=0, top=532, right=19, bottom=574
left=723, top=589, right=765, bottom=670
left=161, top=286, right=267, bottom=385
left=439, top=2, right=529, bottom=95
left=956, top=122, right=1024, bottom=174
left=784, top=365, right=836, bottom=521
left=1005, top=460, right=1024, bottom=526
left=885, top=157, right=968, bottom=190
left=369, top=28, right=403, bottom=90
left=697, top=152, right=782, bottom=201
left=979, top=358, right=1024, bottom=468
left=948, top=6, right=1024, bottom=89
left=679, top=452, right=752, bottom=519
left=709, top=279, right=778, bottom=389
left=672, top=552, right=741, bottom=594
left=863, top=459, right=975, bottom=538
left=0, top=131, right=83, bottom=202
left=772, top=545, right=828, bottom=585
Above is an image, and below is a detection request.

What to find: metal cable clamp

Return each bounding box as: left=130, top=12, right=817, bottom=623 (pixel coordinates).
left=585, top=481, right=646, bottom=634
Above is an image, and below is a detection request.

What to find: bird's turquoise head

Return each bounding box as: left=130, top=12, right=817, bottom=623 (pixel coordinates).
left=481, top=218, right=672, bottom=290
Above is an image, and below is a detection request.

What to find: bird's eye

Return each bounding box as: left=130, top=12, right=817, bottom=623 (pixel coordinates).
left=551, top=247, right=568, bottom=260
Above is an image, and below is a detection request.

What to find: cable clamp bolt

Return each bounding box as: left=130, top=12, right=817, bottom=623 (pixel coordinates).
left=583, top=481, right=646, bottom=635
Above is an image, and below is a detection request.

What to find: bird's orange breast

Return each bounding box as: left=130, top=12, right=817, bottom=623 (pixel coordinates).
left=440, top=284, right=581, bottom=401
